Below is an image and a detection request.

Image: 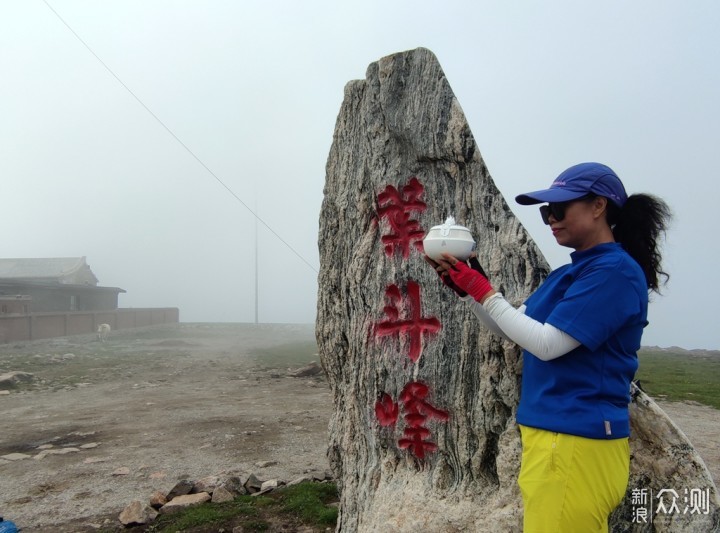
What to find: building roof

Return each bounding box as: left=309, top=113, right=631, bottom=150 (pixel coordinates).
left=0, top=257, right=99, bottom=285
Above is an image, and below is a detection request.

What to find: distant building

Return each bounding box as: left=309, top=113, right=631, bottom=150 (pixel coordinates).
left=0, top=257, right=125, bottom=313
left=0, top=295, right=31, bottom=315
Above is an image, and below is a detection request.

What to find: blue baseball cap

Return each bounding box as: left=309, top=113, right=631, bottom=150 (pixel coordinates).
left=515, top=162, right=628, bottom=207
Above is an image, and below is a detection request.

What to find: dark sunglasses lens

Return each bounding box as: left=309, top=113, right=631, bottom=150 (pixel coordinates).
left=539, top=205, right=551, bottom=225
left=539, top=203, right=565, bottom=225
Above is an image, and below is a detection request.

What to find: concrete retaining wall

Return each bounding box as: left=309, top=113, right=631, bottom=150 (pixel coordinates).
left=0, top=308, right=179, bottom=343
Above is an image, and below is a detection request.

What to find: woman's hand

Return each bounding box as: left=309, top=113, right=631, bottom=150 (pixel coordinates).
left=435, top=253, right=496, bottom=304
left=423, top=254, right=468, bottom=297
left=424, top=253, right=496, bottom=303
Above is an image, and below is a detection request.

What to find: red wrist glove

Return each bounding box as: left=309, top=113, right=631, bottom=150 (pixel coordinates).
left=440, top=272, right=468, bottom=297
left=447, top=260, right=494, bottom=302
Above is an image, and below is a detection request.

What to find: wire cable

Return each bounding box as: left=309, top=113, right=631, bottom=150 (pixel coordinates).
left=42, top=0, right=319, bottom=274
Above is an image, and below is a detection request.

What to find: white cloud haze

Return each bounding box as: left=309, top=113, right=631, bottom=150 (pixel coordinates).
left=2, top=1, right=718, bottom=349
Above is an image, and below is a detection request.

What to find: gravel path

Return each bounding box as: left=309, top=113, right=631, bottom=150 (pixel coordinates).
left=656, top=400, right=720, bottom=487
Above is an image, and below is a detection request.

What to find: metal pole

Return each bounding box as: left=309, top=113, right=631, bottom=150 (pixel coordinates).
left=254, top=195, right=259, bottom=324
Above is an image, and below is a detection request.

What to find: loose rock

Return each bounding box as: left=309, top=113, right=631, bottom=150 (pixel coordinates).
left=1, top=453, right=32, bottom=461
left=219, top=475, right=247, bottom=496
left=243, top=474, right=263, bottom=494
left=118, top=500, right=158, bottom=526
left=160, top=492, right=211, bottom=513
left=0, top=371, right=34, bottom=389
left=148, top=491, right=167, bottom=509
left=192, top=475, right=220, bottom=494
left=211, top=486, right=234, bottom=503
left=287, top=362, right=322, bottom=378
left=166, top=479, right=194, bottom=500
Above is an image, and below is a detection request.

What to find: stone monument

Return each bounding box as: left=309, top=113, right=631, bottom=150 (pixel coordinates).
left=317, top=47, right=718, bottom=532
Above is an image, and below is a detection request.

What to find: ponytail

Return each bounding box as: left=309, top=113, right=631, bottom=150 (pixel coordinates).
left=607, top=194, right=672, bottom=292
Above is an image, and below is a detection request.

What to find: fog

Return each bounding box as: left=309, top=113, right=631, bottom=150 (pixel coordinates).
left=2, top=1, right=719, bottom=349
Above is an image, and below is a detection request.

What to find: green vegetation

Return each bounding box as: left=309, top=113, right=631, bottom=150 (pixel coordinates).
left=146, top=499, right=259, bottom=532
left=636, top=349, right=720, bottom=409
left=280, top=481, right=339, bottom=525
left=135, top=482, right=338, bottom=533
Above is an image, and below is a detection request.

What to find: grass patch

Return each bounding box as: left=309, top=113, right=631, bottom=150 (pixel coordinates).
left=132, top=483, right=338, bottom=533
left=147, top=500, right=252, bottom=531
left=636, top=349, right=720, bottom=409
left=277, top=481, right=339, bottom=525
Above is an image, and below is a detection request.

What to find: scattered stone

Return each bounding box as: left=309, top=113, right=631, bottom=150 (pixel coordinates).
left=260, top=479, right=278, bottom=491
left=50, top=447, right=80, bottom=455
left=287, top=361, right=322, bottom=378
left=254, top=460, right=278, bottom=468
left=112, top=473, right=335, bottom=528
left=149, top=471, right=166, bottom=479
left=35, top=449, right=74, bottom=460
left=211, top=486, right=234, bottom=503
left=310, top=470, right=333, bottom=482
left=149, top=490, right=167, bottom=509
left=37, top=444, right=54, bottom=450
left=1, top=453, right=32, bottom=461
left=0, top=390, right=10, bottom=396
left=112, top=467, right=131, bottom=476
left=69, top=430, right=97, bottom=437
left=243, top=474, right=263, bottom=494
left=80, top=442, right=99, bottom=449
left=166, top=479, right=194, bottom=500
left=118, top=500, right=158, bottom=526
left=287, top=475, right=313, bottom=486
left=192, top=475, right=220, bottom=494
left=0, top=371, right=34, bottom=389
left=83, top=457, right=108, bottom=464
left=218, top=475, right=247, bottom=496
left=160, top=492, right=210, bottom=513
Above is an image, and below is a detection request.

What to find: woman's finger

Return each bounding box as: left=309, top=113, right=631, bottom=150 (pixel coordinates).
left=440, top=253, right=459, bottom=266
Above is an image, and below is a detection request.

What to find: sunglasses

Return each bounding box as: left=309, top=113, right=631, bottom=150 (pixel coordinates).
left=539, top=203, right=568, bottom=225
left=539, top=194, right=594, bottom=225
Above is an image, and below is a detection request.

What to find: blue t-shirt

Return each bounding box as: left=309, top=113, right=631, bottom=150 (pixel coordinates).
left=516, top=242, right=648, bottom=439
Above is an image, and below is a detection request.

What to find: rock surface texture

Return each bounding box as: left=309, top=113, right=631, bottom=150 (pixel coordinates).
left=317, top=47, right=547, bottom=532
left=317, top=47, right=719, bottom=532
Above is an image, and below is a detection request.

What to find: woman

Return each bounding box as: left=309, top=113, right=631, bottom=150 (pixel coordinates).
left=428, top=162, right=671, bottom=532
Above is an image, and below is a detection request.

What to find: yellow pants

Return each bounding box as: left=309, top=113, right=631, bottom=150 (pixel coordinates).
left=518, top=424, right=629, bottom=533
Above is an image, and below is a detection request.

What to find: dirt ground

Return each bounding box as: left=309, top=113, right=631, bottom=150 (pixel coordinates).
left=0, top=323, right=332, bottom=532
left=1, top=323, right=718, bottom=532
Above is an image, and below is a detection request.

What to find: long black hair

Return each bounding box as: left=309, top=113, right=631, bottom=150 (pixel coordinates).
left=607, top=194, right=672, bottom=292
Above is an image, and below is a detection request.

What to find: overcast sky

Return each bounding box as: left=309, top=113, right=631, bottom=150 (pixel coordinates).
left=2, top=1, right=718, bottom=349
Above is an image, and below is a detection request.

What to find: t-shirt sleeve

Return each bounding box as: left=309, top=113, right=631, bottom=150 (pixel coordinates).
left=545, top=258, right=644, bottom=352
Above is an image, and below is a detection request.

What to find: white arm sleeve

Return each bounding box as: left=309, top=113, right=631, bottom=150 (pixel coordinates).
left=470, top=293, right=581, bottom=361
left=461, top=294, right=521, bottom=343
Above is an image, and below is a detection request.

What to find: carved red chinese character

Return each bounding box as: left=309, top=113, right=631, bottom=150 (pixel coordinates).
left=375, top=281, right=441, bottom=363
left=399, top=381, right=449, bottom=425
left=374, top=383, right=449, bottom=459
left=397, top=381, right=449, bottom=459
left=398, top=432, right=438, bottom=459
left=375, top=392, right=399, bottom=427
left=377, top=176, right=426, bottom=258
